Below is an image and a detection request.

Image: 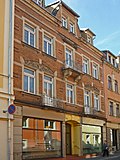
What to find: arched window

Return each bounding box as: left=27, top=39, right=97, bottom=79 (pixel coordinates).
left=108, top=76, right=112, bottom=90
left=114, top=80, right=118, bottom=93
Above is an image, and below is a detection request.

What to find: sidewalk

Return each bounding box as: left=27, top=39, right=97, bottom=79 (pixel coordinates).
left=81, top=151, right=120, bottom=160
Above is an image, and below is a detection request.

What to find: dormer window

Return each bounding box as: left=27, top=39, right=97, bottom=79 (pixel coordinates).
left=108, top=55, right=111, bottom=63
left=70, top=23, right=74, bottom=33
left=62, top=17, right=67, bottom=28
left=87, top=35, right=92, bottom=44
left=32, top=0, right=42, bottom=6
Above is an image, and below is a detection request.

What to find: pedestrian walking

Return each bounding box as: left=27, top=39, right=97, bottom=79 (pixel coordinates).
left=102, top=140, right=109, bottom=157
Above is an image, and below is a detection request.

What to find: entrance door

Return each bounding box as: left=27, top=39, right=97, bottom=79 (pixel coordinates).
left=66, top=123, right=71, bottom=155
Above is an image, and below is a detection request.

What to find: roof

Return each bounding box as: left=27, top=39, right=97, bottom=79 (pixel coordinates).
left=46, top=0, right=80, bottom=17
left=102, top=50, right=117, bottom=58
left=81, top=28, right=96, bottom=36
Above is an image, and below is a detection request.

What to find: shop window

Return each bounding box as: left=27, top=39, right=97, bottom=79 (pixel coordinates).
left=44, top=120, right=56, bottom=130
left=24, top=23, right=36, bottom=47
left=22, top=118, right=61, bottom=159
left=24, top=68, right=35, bottom=93
left=22, top=117, right=29, bottom=128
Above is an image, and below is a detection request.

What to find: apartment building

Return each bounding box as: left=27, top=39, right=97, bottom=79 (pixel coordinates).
left=0, top=0, right=14, bottom=160
left=13, top=0, right=106, bottom=159
left=102, top=50, right=120, bottom=152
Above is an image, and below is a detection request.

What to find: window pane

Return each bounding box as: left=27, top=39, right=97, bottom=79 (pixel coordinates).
left=48, top=43, right=51, bottom=55
left=44, top=40, right=47, bottom=53
left=24, top=75, right=28, bottom=91
left=30, top=77, right=34, bottom=93
left=24, top=30, right=29, bottom=44
left=30, top=33, right=34, bottom=47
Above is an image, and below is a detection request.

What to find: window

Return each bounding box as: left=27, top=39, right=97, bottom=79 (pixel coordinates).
left=23, top=117, right=29, bottom=128
left=24, top=24, right=35, bottom=47
left=32, top=0, right=42, bottom=6
left=87, top=35, right=92, bottom=44
left=116, top=104, right=119, bottom=117
left=93, top=64, right=99, bottom=79
left=86, top=134, right=90, bottom=144
left=67, top=84, right=74, bottom=103
left=44, top=35, right=53, bottom=56
left=108, top=76, right=112, bottom=90
left=44, top=120, right=56, bottom=130
left=66, top=48, right=73, bottom=67
left=114, top=80, right=118, bottom=93
left=44, top=75, right=53, bottom=97
left=62, top=17, right=67, bottom=28
left=94, top=94, right=99, bottom=111
left=22, top=140, right=28, bottom=149
left=108, top=55, right=111, bottom=63
left=84, top=91, right=90, bottom=106
left=83, top=58, right=89, bottom=74
left=22, top=118, right=62, bottom=158
left=24, top=68, right=35, bottom=93
left=109, top=102, right=114, bottom=116
left=70, top=23, right=74, bottom=33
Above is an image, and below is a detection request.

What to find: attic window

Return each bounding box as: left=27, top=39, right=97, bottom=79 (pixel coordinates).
left=87, top=35, right=92, bottom=44
left=32, top=0, right=42, bottom=6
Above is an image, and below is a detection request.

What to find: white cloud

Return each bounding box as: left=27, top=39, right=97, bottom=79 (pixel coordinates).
left=95, top=31, right=120, bottom=46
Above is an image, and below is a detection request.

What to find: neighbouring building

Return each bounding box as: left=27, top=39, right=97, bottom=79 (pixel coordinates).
left=13, top=0, right=120, bottom=160
left=0, top=0, right=14, bottom=160
left=102, top=50, right=120, bottom=152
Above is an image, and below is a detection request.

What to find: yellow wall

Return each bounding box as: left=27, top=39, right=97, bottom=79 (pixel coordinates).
left=0, top=0, right=5, bottom=88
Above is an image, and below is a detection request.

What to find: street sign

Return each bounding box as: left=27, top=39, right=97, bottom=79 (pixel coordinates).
left=8, top=104, right=16, bottom=114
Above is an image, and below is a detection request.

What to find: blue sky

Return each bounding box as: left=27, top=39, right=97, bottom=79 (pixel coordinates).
left=46, top=0, right=120, bottom=55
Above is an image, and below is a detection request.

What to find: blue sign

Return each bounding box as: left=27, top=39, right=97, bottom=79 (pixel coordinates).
left=8, top=104, right=16, bottom=114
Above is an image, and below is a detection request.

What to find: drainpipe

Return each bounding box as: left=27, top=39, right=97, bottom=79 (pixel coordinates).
left=8, top=0, right=14, bottom=160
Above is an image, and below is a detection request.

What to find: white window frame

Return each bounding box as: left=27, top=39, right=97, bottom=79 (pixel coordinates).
left=94, top=94, right=100, bottom=111
left=87, top=35, right=92, bottom=44
left=24, top=23, right=35, bottom=47
left=83, top=58, right=89, bottom=74
left=22, top=139, right=28, bottom=149
left=84, top=91, right=90, bottom=106
left=32, top=0, right=42, bottom=6
left=70, top=22, right=75, bottom=33
left=23, top=117, right=29, bottom=128
left=44, top=35, right=53, bottom=56
left=44, top=120, right=56, bottom=130
left=66, top=48, right=73, bottom=67
left=93, top=63, right=99, bottom=79
left=44, top=75, right=53, bottom=98
left=24, top=68, right=35, bottom=93
left=62, top=17, right=67, bottom=28
left=66, top=84, right=74, bottom=104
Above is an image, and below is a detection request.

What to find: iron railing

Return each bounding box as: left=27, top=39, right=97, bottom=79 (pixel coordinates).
left=64, top=60, right=83, bottom=73
left=41, top=95, right=64, bottom=109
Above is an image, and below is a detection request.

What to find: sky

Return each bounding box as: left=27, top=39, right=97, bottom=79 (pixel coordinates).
left=46, top=0, right=120, bottom=56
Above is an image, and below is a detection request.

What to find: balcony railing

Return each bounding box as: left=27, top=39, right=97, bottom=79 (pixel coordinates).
left=41, top=95, right=64, bottom=109
left=64, top=60, right=83, bottom=73
left=83, top=105, right=99, bottom=115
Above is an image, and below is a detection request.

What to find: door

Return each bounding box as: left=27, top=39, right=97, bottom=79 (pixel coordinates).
left=66, top=123, right=71, bottom=155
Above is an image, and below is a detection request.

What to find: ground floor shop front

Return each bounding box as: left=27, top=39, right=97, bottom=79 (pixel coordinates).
left=13, top=106, right=108, bottom=160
